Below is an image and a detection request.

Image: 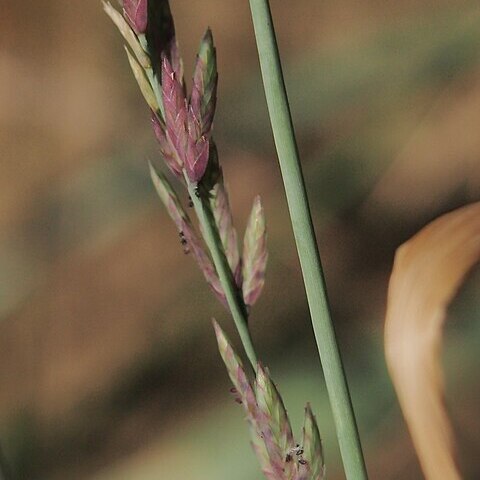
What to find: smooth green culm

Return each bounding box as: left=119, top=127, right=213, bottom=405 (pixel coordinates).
left=246, top=1, right=368, bottom=478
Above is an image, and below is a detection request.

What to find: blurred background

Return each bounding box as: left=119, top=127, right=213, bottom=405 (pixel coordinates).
left=1, top=0, right=480, bottom=478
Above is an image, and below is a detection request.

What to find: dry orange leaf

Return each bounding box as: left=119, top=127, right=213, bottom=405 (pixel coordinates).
left=385, top=202, right=480, bottom=480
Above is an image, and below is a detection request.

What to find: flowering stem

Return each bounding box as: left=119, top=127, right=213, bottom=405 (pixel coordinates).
left=247, top=1, right=368, bottom=478
left=185, top=177, right=258, bottom=371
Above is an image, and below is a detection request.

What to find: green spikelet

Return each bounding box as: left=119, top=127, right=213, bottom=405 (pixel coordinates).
left=125, top=48, right=159, bottom=112
left=210, top=182, right=241, bottom=285
left=242, top=196, right=268, bottom=306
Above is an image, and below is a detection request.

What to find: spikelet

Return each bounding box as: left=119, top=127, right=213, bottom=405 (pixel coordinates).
left=185, top=105, right=210, bottom=183
left=103, top=1, right=150, bottom=68
left=151, top=114, right=182, bottom=177
left=182, top=29, right=218, bottom=183
left=256, top=364, right=295, bottom=479
left=191, top=29, right=218, bottom=136
left=242, top=196, right=268, bottom=306
left=149, top=164, right=225, bottom=304
left=210, top=182, right=241, bottom=285
left=300, top=405, right=325, bottom=480
left=213, top=321, right=275, bottom=477
left=213, top=321, right=325, bottom=480
left=125, top=48, right=159, bottom=112
left=161, top=57, right=188, bottom=169
left=122, top=0, right=148, bottom=34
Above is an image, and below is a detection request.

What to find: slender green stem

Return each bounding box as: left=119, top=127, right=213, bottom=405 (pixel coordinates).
left=247, top=1, right=368, bottom=478
left=185, top=178, right=258, bottom=371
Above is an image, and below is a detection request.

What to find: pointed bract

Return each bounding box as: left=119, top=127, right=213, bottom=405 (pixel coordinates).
left=301, top=404, right=325, bottom=480
left=242, top=196, right=268, bottom=306
left=123, top=0, right=148, bottom=33
left=169, top=39, right=185, bottom=88
left=162, top=57, right=188, bottom=167
left=256, top=364, right=295, bottom=480
left=191, top=28, right=218, bottom=136
left=213, top=323, right=323, bottom=480
left=149, top=164, right=225, bottom=304
left=149, top=162, right=188, bottom=229
left=256, top=364, right=295, bottom=457
left=126, top=48, right=159, bottom=112
left=151, top=114, right=182, bottom=176
left=213, top=321, right=273, bottom=474
left=211, top=182, right=241, bottom=285
left=185, top=105, right=210, bottom=183
left=103, top=1, right=151, bottom=68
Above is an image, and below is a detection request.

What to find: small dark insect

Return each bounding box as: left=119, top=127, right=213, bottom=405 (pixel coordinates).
left=229, top=387, right=242, bottom=404
left=194, top=186, right=201, bottom=198
left=180, top=238, right=188, bottom=246
left=187, top=196, right=194, bottom=207
left=285, top=454, right=292, bottom=463
left=179, top=231, right=185, bottom=237
left=299, top=459, right=307, bottom=466
left=296, top=449, right=304, bottom=456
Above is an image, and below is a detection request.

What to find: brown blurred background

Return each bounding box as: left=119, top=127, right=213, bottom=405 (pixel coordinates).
left=1, top=1, right=480, bottom=479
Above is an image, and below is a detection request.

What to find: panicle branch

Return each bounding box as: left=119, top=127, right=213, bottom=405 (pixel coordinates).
left=105, top=0, right=264, bottom=313
left=213, top=321, right=325, bottom=480
left=105, top=5, right=324, bottom=480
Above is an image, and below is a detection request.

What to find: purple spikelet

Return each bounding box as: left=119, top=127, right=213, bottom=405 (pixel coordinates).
left=169, top=39, right=185, bottom=87
left=300, top=405, right=325, bottom=480
left=213, top=322, right=325, bottom=480
left=151, top=114, right=182, bottom=177
left=161, top=57, right=188, bottom=170
left=242, top=196, right=268, bottom=306
left=185, top=105, right=210, bottom=183
left=123, top=0, right=148, bottom=33
left=256, top=364, right=295, bottom=477
left=211, top=182, right=241, bottom=286
left=213, top=321, right=273, bottom=474
left=149, top=164, right=225, bottom=305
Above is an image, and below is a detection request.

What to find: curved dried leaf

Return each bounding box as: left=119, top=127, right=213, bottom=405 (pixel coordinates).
left=385, top=202, right=480, bottom=480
